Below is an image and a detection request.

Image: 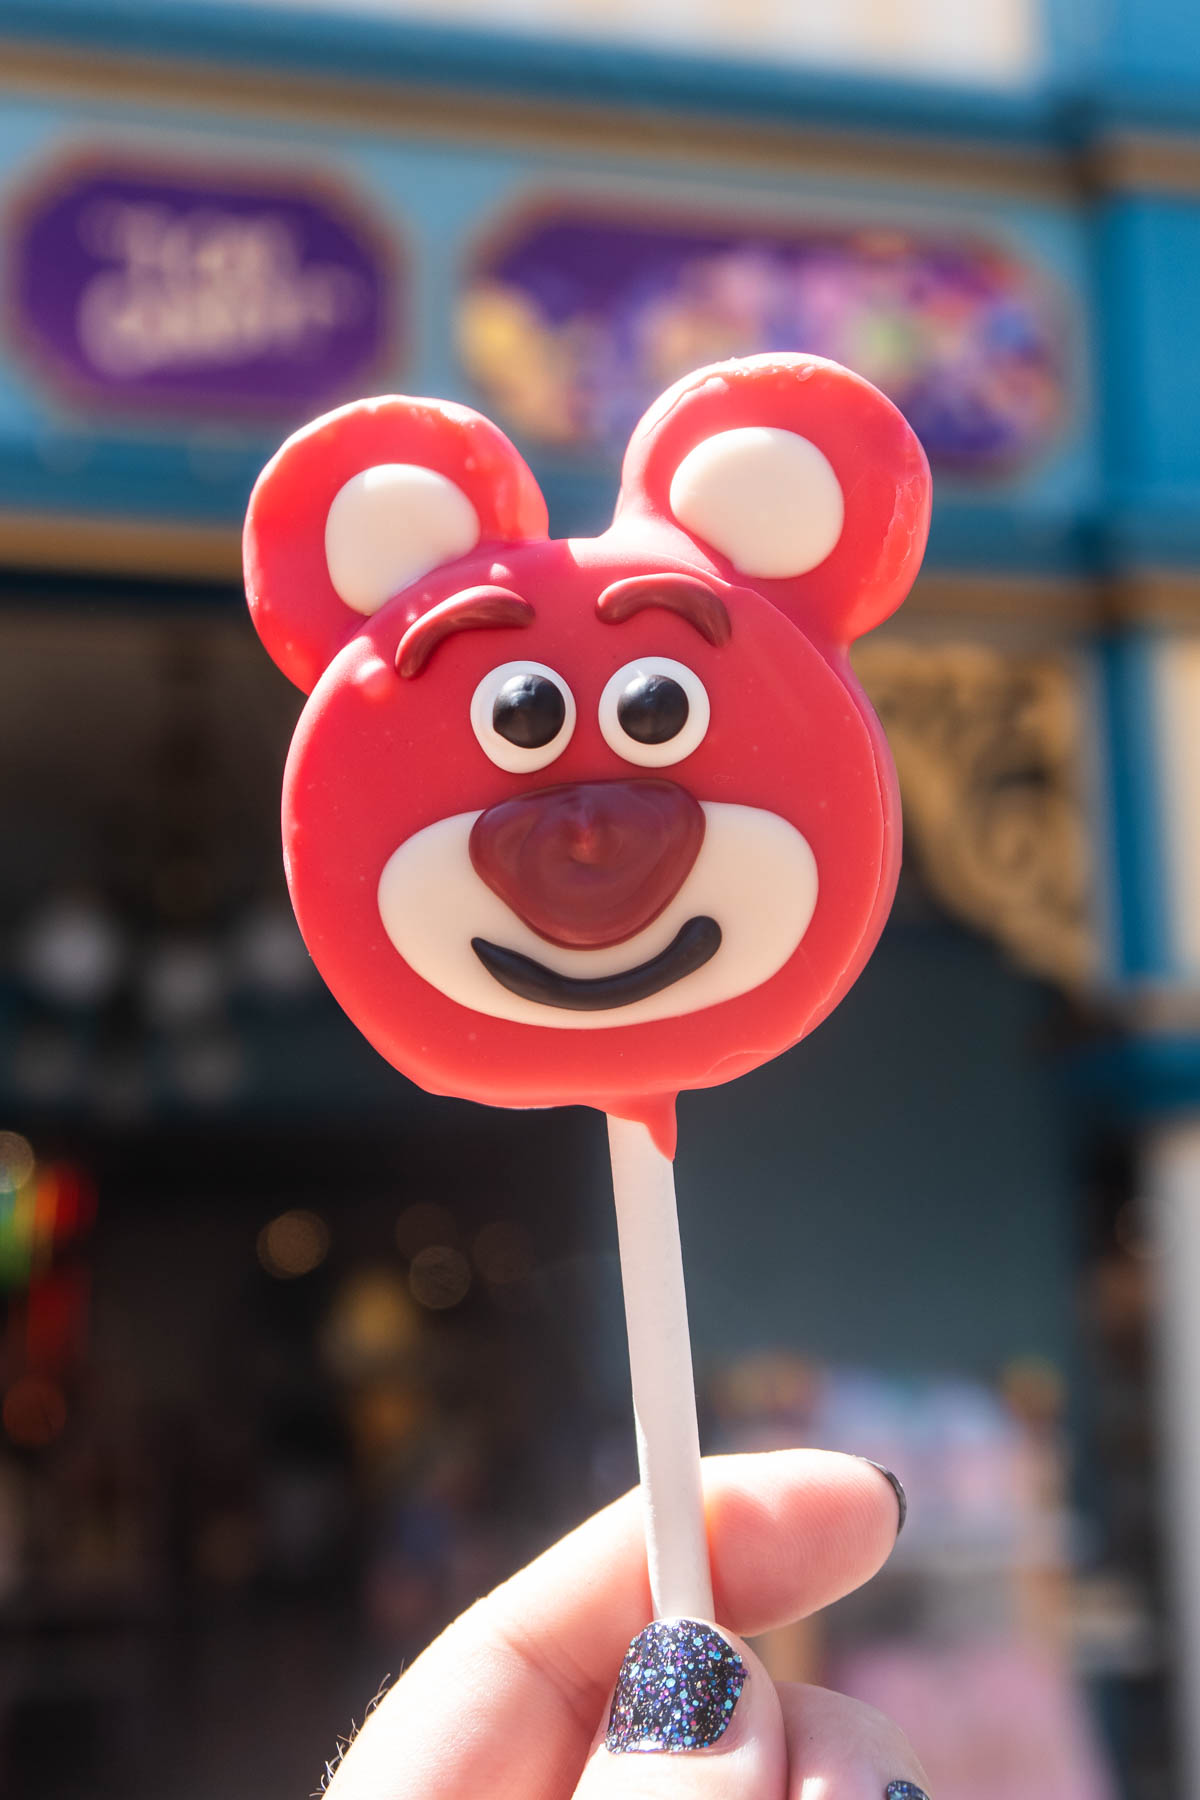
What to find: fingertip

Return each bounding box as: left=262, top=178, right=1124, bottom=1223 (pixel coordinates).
left=704, top=1450, right=902, bottom=1637
left=777, top=1683, right=932, bottom=1799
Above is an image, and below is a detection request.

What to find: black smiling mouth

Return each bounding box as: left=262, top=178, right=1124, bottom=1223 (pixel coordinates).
left=471, top=916, right=722, bottom=1011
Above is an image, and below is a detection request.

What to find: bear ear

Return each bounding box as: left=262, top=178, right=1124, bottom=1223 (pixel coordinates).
left=613, top=354, right=931, bottom=649
left=244, top=395, right=549, bottom=693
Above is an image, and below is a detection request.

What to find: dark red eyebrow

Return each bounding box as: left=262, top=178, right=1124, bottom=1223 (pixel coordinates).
left=396, top=586, right=535, bottom=678
left=595, top=574, right=731, bottom=646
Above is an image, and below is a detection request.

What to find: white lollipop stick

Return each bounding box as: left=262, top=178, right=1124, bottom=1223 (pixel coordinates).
left=607, top=1114, right=714, bottom=1622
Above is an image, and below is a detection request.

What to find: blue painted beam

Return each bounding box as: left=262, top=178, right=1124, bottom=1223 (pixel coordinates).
left=1092, top=192, right=1200, bottom=573
left=0, top=0, right=1069, bottom=144
left=1066, top=1034, right=1200, bottom=1117
left=9, top=5, right=1200, bottom=166
left=1099, top=634, right=1174, bottom=982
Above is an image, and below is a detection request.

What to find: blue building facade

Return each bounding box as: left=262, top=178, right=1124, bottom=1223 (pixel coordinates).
left=0, top=1, right=1198, bottom=1793
left=0, top=2, right=1193, bottom=1030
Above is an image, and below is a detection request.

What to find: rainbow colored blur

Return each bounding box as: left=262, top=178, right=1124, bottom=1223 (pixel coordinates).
left=0, top=1134, right=96, bottom=1449
left=0, top=1135, right=95, bottom=1290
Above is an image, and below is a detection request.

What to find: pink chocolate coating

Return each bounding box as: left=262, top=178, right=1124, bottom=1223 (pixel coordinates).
left=243, top=355, right=931, bottom=1155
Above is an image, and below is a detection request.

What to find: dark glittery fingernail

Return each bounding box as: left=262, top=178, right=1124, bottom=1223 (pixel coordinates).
left=860, top=1458, right=907, bottom=1535
left=885, top=1783, right=930, bottom=1798
left=605, top=1619, right=746, bottom=1753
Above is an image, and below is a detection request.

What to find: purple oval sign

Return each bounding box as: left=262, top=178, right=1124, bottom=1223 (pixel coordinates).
left=7, top=157, right=395, bottom=417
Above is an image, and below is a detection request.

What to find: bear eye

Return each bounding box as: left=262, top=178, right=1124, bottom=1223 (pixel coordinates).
left=599, top=658, right=710, bottom=768
left=616, top=671, right=690, bottom=745
left=471, top=662, right=576, bottom=773
left=493, top=672, right=566, bottom=749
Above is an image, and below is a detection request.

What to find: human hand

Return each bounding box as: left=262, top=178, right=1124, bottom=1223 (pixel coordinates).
left=323, top=1450, right=930, bottom=1800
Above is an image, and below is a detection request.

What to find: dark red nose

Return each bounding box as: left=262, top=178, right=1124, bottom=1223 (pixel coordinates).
left=468, top=779, right=705, bottom=950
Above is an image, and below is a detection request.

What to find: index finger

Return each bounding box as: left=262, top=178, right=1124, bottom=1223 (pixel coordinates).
left=327, top=1450, right=901, bottom=1800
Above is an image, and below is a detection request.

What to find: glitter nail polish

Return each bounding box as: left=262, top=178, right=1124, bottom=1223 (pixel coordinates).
left=605, top=1619, right=746, bottom=1753
left=885, top=1782, right=930, bottom=1798
left=860, top=1458, right=908, bottom=1535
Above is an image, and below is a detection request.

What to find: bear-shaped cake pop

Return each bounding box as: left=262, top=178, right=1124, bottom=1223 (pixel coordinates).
left=244, top=354, right=931, bottom=1155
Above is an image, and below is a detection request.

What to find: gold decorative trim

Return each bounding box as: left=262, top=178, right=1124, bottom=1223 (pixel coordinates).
left=905, top=569, right=1097, bottom=628
left=1090, top=132, right=1200, bottom=197
left=855, top=638, right=1097, bottom=986
left=897, top=567, right=1200, bottom=630
left=1125, top=986, right=1200, bottom=1034
left=1, top=503, right=1185, bottom=643
left=1108, top=566, right=1200, bottom=626
left=0, top=510, right=240, bottom=582
left=0, top=506, right=1106, bottom=631
left=0, top=40, right=1073, bottom=201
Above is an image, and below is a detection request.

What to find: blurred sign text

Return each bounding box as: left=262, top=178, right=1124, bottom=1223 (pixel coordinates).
left=7, top=158, right=394, bottom=417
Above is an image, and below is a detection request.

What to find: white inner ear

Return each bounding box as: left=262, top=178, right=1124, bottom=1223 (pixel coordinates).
left=669, top=427, right=845, bottom=579
left=325, top=464, right=481, bottom=616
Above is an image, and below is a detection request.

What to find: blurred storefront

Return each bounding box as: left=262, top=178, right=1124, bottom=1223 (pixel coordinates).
left=0, top=0, right=1198, bottom=1795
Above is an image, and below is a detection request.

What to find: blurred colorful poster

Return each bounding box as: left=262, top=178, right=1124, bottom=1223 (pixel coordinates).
left=835, top=1643, right=1116, bottom=1800
left=711, top=1358, right=1119, bottom=1798
left=6, top=155, right=396, bottom=418
left=458, top=210, right=1067, bottom=475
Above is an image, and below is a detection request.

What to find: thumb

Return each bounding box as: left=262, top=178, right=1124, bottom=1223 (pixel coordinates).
left=573, top=1619, right=786, bottom=1800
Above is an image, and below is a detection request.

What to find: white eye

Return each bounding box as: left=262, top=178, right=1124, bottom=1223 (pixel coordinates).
left=471, top=661, right=576, bottom=773
left=598, top=657, right=710, bottom=769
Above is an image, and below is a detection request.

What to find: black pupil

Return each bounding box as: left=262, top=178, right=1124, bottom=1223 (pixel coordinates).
left=616, top=672, right=689, bottom=745
left=492, top=673, right=566, bottom=749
